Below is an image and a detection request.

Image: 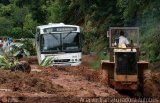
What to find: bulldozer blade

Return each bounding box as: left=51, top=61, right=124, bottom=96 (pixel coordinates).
left=101, top=60, right=114, bottom=70
left=101, top=60, right=114, bottom=86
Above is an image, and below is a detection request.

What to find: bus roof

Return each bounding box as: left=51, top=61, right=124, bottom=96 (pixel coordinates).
left=37, top=23, right=80, bottom=29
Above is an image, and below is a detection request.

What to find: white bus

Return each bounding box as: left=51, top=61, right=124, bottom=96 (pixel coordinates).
left=36, top=23, right=82, bottom=66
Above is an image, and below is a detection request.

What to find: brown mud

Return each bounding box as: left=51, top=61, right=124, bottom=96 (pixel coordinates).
left=0, top=55, right=159, bottom=103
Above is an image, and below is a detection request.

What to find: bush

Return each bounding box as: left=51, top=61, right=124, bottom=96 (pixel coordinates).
left=141, top=26, right=160, bottom=63
left=91, top=52, right=109, bottom=70
left=10, top=27, right=22, bottom=38
left=20, top=38, right=36, bottom=56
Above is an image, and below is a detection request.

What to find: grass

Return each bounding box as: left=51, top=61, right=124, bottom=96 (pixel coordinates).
left=91, top=52, right=109, bottom=70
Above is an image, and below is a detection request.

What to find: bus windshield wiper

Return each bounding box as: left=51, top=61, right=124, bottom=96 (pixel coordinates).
left=49, top=32, right=58, bottom=40
left=63, top=31, right=72, bottom=39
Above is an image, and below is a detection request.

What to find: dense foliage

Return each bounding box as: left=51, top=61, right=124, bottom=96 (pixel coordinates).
left=0, top=0, right=159, bottom=62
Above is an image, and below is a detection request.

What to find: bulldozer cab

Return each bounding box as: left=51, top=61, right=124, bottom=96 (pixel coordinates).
left=108, top=27, right=139, bottom=48
left=108, top=27, right=140, bottom=62
left=102, top=27, right=148, bottom=90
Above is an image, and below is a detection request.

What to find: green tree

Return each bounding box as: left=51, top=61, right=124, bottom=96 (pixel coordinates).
left=14, top=0, right=31, bottom=7
left=47, top=0, right=69, bottom=23
left=0, top=0, right=10, bottom=5
left=29, top=0, right=47, bottom=23
left=0, top=17, right=13, bottom=35
left=24, top=14, right=37, bottom=34
left=0, top=4, right=12, bottom=17
left=12, top=6, right=29, bottom=35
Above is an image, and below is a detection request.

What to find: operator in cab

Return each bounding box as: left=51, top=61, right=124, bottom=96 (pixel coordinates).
left=115, top=31, right=129, bottom=48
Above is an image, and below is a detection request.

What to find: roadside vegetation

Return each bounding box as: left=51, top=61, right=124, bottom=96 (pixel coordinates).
left=91, top=52, right=109, bottom=70
left=0, top=38, right=34, bottom=72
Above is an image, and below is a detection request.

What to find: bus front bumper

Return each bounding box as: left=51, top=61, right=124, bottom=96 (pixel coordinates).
left=52, top=62, right=81, bottom=67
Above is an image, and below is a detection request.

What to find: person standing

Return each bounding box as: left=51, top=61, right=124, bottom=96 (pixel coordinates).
left=2, top=38, right=8, bottom=52
left=3, top=37, right=13, bottom=53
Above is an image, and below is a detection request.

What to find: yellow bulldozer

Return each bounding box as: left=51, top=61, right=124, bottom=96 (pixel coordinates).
left=101, top=27, right=151, bottom=95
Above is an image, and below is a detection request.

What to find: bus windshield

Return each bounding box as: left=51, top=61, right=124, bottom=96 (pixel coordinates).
left=41, top=32, right=81, bottom=53
left=62, top=32, right=80, bottom=52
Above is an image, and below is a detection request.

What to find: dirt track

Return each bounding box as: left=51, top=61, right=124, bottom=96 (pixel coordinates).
left=0, top=55, right=159, bottom=103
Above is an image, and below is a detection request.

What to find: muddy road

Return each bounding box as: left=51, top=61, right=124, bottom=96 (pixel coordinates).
left=0, top=67, right=120, bottom=102
left=0, top=55, right=159, bottom=103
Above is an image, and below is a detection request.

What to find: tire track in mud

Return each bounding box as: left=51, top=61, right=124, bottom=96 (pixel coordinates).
left=50, top=68, right=120, bottom=97
left=47, top=65, right=160, bottom=103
